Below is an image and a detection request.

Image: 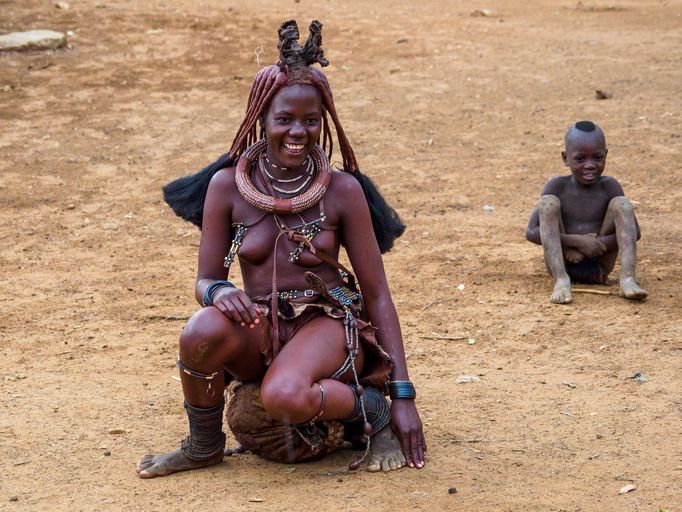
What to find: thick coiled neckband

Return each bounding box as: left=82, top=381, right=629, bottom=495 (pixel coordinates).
left=235, top=139, right=331, bottom=214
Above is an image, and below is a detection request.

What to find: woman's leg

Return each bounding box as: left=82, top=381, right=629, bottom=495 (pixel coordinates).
left=137, top=306, right=266, bottom=478
left=260, top=314, right=363, bottom=424
left=260, top=315, right=405, bottom=472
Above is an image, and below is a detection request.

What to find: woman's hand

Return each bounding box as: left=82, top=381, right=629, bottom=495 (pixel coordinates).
left=390, top=398, right=426, bottom=469
left=211, top=286, right=261, bottom=328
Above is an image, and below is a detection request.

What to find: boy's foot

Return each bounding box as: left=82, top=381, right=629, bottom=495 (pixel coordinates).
left=137, top=448, right=223, bottom=478
left=367, top=427, right=406, bottom=472
left=550, top=276, right=572, bottom=304
left=619, top=277, right=648, bottom=300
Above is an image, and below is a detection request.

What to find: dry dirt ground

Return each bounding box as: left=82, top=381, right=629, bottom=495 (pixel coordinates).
left=1, top=0, right=681, bottom=510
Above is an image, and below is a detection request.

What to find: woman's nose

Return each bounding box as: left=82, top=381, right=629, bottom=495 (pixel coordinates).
left=288, top=120, right=306, bottom=137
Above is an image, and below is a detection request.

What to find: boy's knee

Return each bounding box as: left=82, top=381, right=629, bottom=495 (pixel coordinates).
left=608, top=196, right=634, bottom=214
left=538, top=194, right=561, bottom=213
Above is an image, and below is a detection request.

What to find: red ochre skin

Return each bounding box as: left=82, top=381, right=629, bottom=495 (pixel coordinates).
left=525, top=125, right=647, bottom=304
left=137, top=83, right=425, bottom=478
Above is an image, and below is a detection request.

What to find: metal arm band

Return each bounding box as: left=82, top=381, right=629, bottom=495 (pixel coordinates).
left=202, top=280, right=236, bottom=307
left=387, top=380, right=416, bottom=400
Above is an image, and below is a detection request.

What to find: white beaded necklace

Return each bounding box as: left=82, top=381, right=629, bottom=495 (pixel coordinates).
left=260, top=155, right=313, bottom=183
left=258, top=156, right=314, bottom=195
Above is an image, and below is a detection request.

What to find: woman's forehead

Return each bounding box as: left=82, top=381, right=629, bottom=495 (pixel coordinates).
left=270, top=83, right=323, bottom=109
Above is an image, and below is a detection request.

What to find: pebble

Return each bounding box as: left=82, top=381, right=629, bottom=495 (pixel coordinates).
left=595, top=89, right=613, bottom=100
left=9, top=496, right=18, bottom=502
left=618, top=483, right=636, bottom=494
left=103, top=450, right=111, bottom=456
left=456, top=375, right=480, bottom=384
left=448, top=487, right=457, bottom=494
left=0, top=30, right=66, bottom=52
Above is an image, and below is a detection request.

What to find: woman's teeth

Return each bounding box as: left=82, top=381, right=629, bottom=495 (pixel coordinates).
left=284, top=143, right=304, bottom=151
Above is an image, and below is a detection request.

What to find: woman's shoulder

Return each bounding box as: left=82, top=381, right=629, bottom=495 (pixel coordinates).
left=208, top=165, right=238, bottom=194
left=328, top=169, right=363, bottom=195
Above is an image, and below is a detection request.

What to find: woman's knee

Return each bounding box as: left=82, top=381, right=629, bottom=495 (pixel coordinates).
left=260, top=375, right=318, bottom=424
left=179, top=307, right=232, bottom=366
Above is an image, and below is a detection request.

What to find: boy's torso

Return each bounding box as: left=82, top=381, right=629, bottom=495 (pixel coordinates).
left=551, top=176, right=616, bottom=234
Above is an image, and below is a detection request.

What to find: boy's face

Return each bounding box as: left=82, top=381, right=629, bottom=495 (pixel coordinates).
left=562, top=133, right=608, bottom=186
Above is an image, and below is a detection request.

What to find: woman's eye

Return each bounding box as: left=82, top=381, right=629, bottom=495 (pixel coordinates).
left=277, top=117, right=290, bottom=124
left=306, top=118, right=319, bottom=125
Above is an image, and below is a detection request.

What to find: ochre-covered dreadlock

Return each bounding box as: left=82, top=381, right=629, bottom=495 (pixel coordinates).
left=163, top=20, right=404, bottom=252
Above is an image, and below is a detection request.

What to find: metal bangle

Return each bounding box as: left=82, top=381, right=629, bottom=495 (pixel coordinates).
left=388, top=380, right=416, bottom=400
left=202, top=280, right=236, bottom=307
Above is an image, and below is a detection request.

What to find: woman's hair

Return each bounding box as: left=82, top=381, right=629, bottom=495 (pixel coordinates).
left=163, top=20, right=404, bottom=252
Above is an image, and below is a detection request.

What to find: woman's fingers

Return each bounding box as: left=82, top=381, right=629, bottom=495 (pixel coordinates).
left=410, top=432, right=424, bottom=468
left=235, top=295, right=261, bottom=327
left=213, top=292, right=261, bottom=327
left=397, top=427, right=426, bottom=469
left=215, top=299, right=241, bottom=324
left=416, top=433, right=425, bottom=468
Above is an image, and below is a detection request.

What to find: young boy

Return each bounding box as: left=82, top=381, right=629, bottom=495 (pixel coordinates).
left=525, top=121, right=648, bottom=304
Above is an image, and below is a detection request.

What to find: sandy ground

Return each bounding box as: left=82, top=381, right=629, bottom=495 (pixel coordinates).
left=1, top=0, right=681, bottom=510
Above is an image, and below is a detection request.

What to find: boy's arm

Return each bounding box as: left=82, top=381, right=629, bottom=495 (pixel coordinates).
left=525, top=208, right=541, bottom=244
left=525, top=177, right=563, bottom=245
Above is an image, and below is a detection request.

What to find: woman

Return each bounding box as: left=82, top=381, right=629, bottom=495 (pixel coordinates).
left=137, top=20, right=425, bottom=478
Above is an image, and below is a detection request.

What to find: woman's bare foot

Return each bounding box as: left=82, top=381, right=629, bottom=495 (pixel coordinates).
left=551, top=276, right=572, bottom=304
left=136, top=448, right=223, bottom=479
left=619, top=277, right=648, bottom=300
left=366, top=427, right=406, bottom=472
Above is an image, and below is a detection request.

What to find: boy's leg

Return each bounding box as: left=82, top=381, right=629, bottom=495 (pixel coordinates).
left=537, top=195, right=572, bottom=304
left=599, top=197, right=647, bottom=299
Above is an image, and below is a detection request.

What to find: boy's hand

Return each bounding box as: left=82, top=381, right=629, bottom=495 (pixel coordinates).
left=564, top=247, right=585, bottom=264
left=574, top=233, right=607, bottom=258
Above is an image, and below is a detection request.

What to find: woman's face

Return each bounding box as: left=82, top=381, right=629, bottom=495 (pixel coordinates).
left=262, top=84, right=323, bottom=170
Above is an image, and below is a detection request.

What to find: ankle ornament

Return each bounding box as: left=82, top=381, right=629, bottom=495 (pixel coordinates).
left=346, top=385, right=391, bottom=440
left=181, top=399, right=227, bottom=461
left=177, top=355, right=222, bottom=398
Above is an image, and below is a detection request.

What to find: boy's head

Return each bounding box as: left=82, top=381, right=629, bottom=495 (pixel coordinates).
left=562, top=120, right=608, bottom=186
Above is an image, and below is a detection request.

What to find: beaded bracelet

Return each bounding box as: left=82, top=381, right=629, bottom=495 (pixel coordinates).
left=387, top=380, right=416, bottom=400
left=202, top=280, right=236, bottom=307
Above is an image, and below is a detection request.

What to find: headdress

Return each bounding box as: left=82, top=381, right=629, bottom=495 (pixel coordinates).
left=163, top=20, right=404, bottom=252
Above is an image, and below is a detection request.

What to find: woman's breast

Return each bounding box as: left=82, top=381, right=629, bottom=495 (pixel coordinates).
left=237, top=221, right=339, bottom=268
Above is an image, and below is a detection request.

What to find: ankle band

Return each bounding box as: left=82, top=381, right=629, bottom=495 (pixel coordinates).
left=181, top=399, right=226, bottom=461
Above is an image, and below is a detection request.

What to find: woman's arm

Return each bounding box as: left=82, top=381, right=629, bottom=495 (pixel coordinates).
left=335, top=174, right=425, bottom=468
left=196, top=169, right=260, bottom=327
